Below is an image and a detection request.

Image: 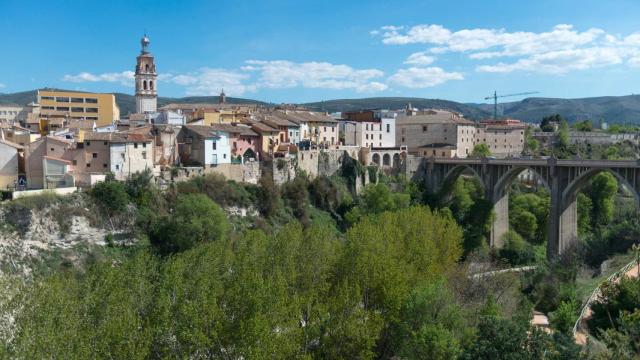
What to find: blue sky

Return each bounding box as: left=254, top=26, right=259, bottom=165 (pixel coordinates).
left=2, top=0, right=640, bottom=103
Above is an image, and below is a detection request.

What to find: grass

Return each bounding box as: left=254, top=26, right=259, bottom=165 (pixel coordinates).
left=575, top=250, right=635, bottom=303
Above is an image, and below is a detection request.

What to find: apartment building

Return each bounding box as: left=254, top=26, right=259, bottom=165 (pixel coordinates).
left=37, top=89, right=120, bottom=129
left=340, top=110, right=396, bottom=148
left=396, top=110, right=476, bottom=158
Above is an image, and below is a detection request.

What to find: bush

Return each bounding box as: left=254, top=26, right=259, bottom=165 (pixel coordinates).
left=149, top=194, right=229, bottom=255
left=500, top=230, right=536, bottom=266
left=91, top=180, right=130, bottom=215
left=549, top=300, right=578, bottom=334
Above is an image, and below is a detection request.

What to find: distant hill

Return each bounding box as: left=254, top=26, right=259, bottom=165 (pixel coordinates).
left=483, top=95, right=640, bottom=123
left=303, top=97, right=491, bottom=120
left=4, top=89, right=640, bottom=124
left=0, top=89, right=269, bottom=115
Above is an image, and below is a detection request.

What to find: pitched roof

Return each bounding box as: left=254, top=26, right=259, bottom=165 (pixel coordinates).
left=83, top=132, right=153, bottom=143
left=283, top=110, right=337, bottom=124
left=262, top=114, right=298, bottom=127
left=249, top=122, right=279, bottom=134
left=0, top=139, right=24, bottom=150
left=184, top=124, right=257, bottom=138
left=396, top=111, right=475, bottom=126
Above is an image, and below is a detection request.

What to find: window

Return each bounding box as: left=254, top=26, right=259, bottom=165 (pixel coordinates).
left=72, top=160, right=77, bottom=165
left=143, top=81, right=148, bottom=90
left=50, top=148, right=54, bottom=152
left=41, top=96, right=54, bottom=100
left=142, top=151, right=147, bottom=159
left=142, top=142, right=146, bottom=148
left=324, top=126, right=327, bottom=132
left=401, top=137, right=405, bottom=142
left=92, top=153, right=97, bottom=158
left=116, top=164, right=119, bottom=170
left=365, top=134, right=368, bottom=140
left=86, top=163, right=91, bottom=168
left=150, top=81, right=154, bottom=90
left=379, top=134, right=382, bottom=140
left=366, top=124, right=369, bottom=131
left=422, top=126, right=427, bottom=132
left=103, top=163, right=107, bottom=168
left=56, top=97, right=70, bottom=103
left=233, top=141, right=237, bottom=149
left=212, top=141, right=216, bottom=150
left=56, top=107, right=69, bottom=111
left=134, top=143, right=138, bottom=149
left=223, top=154, right=226, bottom=159
left=42, top=106, right=54, bottom=110
left=386, top=124, right=390, bottom=132
left=71, top=107, right=84, bottom=112
left=71, top=97, right=84, bottom=103
left=85, top=98, right=98, bottom=103
left=86, top=141, right=91, bottom=146
left=121, top=153, right=125, bottom=159
left=86, top=108, right=98, bottom=113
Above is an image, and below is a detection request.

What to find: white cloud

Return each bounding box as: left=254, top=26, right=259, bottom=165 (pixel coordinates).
left=62, top=71, right=135, bottom=86
left=374, top=23, right=640, bottom=74
left=61, top=60, right=389, bottom=96
left=387, top=67, right=463, bottom=88
left=477, top=47, right=624, bottom=74
left=0, top=83, right=5, bottom=89
left=162, top=68, right=253, bottom=96
left=404, top=52, right=436, bottom=65
left=245, top=60, right=387, bottom=92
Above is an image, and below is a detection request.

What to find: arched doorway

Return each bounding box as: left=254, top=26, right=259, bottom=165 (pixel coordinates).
left=372, top=153, right=380, bottom=166
left=383, top=153, right=391, bottom=166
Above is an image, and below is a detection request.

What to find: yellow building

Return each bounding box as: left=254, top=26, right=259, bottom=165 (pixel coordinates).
left=37, top=90, right=120, bottom=129
left=191, top=108, right=243, bottom=125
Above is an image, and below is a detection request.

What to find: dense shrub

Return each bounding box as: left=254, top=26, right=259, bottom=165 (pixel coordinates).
left=149, top=193, right=229, bottom=255
left=91, top=180, right=130, bottom=215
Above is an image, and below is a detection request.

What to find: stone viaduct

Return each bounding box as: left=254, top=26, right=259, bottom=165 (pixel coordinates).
left=408, top=157, right=640, bottom=259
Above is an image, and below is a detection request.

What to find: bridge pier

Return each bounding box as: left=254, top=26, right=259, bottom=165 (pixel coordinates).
left=490, top=192, right=509, bottom=248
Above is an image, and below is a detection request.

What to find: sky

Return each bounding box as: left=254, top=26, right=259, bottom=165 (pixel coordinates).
left=2, top=0, right=640, bottom=104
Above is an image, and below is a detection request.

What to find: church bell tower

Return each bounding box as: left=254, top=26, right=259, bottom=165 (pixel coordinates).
left=135, top=34, right=157, bottom=114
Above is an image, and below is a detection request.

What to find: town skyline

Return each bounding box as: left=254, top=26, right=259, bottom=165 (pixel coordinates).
left=3, top=0, right=640, bottom=104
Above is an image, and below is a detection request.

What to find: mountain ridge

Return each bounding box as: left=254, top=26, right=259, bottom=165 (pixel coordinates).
left=3, top=89, right=640, bottom=123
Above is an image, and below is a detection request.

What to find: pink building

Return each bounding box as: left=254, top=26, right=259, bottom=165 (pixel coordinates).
left=209, top=123, right=259, bottom=162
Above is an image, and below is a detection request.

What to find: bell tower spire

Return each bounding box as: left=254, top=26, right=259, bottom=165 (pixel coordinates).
left=135, top=33, right=157, bottom=114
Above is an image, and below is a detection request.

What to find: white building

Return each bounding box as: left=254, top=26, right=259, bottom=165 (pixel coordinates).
left=152, top=110, right=185, bottom=125
left=178, top=125, right=232, bottom=166
left=0, top=105, right=30, bottom=125
left=109, top=134, right=155, bottom=180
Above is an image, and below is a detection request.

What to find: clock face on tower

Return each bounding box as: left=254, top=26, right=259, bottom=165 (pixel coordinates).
left=135, top=34, right=157, bottom=114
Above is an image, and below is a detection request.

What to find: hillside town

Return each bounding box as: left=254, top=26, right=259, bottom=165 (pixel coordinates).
left=0, top=35, right=532, bottom=192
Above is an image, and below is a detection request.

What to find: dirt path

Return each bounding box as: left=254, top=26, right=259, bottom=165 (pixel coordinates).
left=574, top=260, right=639, bottom=345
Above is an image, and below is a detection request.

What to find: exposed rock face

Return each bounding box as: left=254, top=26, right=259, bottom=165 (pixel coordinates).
left=0, top=199, right=133, bottom=278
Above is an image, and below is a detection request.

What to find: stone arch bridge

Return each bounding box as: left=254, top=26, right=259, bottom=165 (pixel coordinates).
left=416, top=157, right=640, bottom=259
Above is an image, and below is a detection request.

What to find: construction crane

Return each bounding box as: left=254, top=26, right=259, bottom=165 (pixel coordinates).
left=484, top=91, right=539, bottom=119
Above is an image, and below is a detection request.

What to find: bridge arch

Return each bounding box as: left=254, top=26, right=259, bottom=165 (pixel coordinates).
left=441, top=164, right=485, bottom=194
left=493, top=166, right=551, bottom=200
left=562, top=168, right=640, bottom=208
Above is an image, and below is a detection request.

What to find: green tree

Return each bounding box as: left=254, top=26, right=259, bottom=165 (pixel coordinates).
left=589, top=172, right=618, bottom=229
left=549, top=300, right=579, bottom=334
left=150, top=193, right=229, bottom=255
left=573, top=120, right=593, bottom=132
left=558, top=118, right=570, bottom=148
left=392, top=280, right=466, bottom=359
left=90, top=180, right=130, bottom=215
left=577, top=193, right=593, bottom=236
left=471, top=144, right=492, bottom=157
